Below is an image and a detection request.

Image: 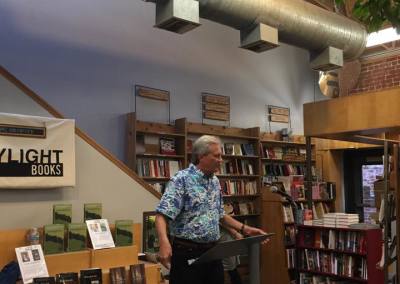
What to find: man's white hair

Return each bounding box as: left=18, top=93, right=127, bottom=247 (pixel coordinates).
left=191, top=135, right=221, bottom=164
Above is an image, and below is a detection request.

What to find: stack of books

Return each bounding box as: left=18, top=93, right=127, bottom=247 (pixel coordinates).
left=322, top=213, right=359, bottom=228
left=335, top=213, right=359, bottom=228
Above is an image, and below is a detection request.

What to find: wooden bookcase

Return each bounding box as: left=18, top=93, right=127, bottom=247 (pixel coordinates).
left=125, top=113, right=330, bottom=283
left=187, top=122, right=262, bottom=226
left=126, top=113, right=263, bottom=224
left=126, top=112, right=187, bottom=195
left=296, top=225, right=383, bottom=283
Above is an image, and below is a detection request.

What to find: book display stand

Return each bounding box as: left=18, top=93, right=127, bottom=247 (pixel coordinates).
left=0, top=225, right=161, bottom=284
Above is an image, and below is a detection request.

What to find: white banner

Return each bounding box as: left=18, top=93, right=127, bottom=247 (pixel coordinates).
left=0, top=112, right=75, bottom=188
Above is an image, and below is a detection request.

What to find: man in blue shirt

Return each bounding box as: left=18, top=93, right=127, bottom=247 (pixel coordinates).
left=155, top=135, right=266, bottom=284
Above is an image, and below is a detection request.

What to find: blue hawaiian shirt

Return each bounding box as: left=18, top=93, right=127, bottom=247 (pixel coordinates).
left=155, top=164, right=224, bottom=243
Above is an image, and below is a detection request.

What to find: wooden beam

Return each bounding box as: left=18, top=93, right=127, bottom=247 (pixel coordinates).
left=344, top=0, right=356, bottom=18
left=304, top=87, right=400, bottom=138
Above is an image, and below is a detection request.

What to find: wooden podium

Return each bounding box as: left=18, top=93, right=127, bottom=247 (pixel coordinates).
left=193, top=234, right=274, bottom=284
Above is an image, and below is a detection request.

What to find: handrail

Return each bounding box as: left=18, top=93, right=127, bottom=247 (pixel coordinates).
left=0, top=65, right=161, bottom=199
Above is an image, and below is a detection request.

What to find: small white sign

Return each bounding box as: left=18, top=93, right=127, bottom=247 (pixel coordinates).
left=15, top=245, right=49, bottom=283
left=86, top=219, right=115, bottom=250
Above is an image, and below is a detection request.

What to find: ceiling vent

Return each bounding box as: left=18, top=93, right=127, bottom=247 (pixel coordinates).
left=240, top=24, right=279, bottom=53
left=310, top=47, right=344, bottom=71
left=145, top=0, right=367, bottom=70
left=155, top=0, right=200, bottom=34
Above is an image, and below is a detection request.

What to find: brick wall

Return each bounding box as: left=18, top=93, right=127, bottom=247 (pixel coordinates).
left=350, top=54, right=400, bottom=94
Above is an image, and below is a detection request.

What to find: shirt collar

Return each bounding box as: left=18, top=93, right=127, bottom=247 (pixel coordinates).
left=189, top=163, right=214, bottom=179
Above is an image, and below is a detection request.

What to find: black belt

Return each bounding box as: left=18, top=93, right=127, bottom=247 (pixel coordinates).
left=173, top=237, right=216, bottom=250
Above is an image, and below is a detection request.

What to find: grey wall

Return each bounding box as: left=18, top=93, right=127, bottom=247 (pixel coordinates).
left=0, top=0, right=324, bottom=162
left=0, top=74, right=159, bottom=230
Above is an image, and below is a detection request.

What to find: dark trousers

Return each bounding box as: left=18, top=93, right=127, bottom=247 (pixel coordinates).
left=169, top=239, right=224, bottom=284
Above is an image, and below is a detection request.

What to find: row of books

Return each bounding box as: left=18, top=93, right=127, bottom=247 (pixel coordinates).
left=149, top=179, right=258, bottom=197
left=136, top=159, right=181, bottom=178
left=53, top=203, right=102, bottom=224
left=298, top=249, right=368, bottom=280
left=47, top=204, right=132, bottom=254
left=286, top=248, right=296, bottom=269
left=311, top=202, right=332, bottom=220
left=217, top=159, right=255, bottom=175
left=149, top=182, right=167, bottom=195
left=298, top=229, right=367, bottom=254
left=221, top=143, right=256, bottom=156
left=224, top=201, right=256, bottom=216
left=282, top=202, right=332, bottom=225
left=262, top=164, right=316, bottom=177
left=284, top=225, right=296, bottom=246
left=283, top=205, right=295, bottom=223
left=299, top=273, right=353, bottom=284
left=220, top=180, right=257, bottom=195
left=43, top=219, right=133, bottom=255
left=33, top=264, right=146, bottom=284
left=291, top=182, right=336, bottom=201
left=136, top=135, right=177, bottom=155
left=261, top=145, right=307, bottom=161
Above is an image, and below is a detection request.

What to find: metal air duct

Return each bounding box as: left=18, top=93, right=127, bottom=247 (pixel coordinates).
left=145, top=0, right=368, bottom=70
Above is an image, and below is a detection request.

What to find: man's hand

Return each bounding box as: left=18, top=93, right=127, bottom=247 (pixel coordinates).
left=243, top=225, right=270, bottom=245
left=221, top=215, right=270, bottom=244
left=158, top=239, right=172, bottom=269
left=155, top=214, right=172, bottom=269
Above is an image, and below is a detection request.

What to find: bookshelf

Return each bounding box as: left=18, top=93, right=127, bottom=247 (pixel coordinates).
left=187, top=122, right=262, bottom=226
left=126, top=112, right=187, bottom=195
left=297, top=225, right=383, bottom=283
left=126, top=113, right=333, bottom=283
left=261, top=180, right=336, bottom=284
left=126, top=113, right=264, bottom=222
left=259, top=135, right=316, bottom=180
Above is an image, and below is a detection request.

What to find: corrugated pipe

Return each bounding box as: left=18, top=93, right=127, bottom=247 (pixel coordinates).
left=197, top=0, right=367, bottom=60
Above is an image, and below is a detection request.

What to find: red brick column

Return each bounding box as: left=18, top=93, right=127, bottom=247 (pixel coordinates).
left=350, top=55, right=400, bottom=94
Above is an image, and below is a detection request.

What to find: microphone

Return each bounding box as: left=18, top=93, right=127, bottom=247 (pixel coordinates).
left=270, top=186, right=293, bottom=201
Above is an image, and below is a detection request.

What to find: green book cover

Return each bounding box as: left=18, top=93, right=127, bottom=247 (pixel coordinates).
left=114, top=219, right=133, bottom=247
left=83, top=203, right=102, bottom=221
left=53, top=204, right=72, bottom=224
left=43, top=224, right=65, bottom=255
left=66, top=223, right=87, bottom=252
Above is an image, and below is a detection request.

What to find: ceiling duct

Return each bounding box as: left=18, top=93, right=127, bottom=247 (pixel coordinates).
left=145, top=0, right=367, bottom=70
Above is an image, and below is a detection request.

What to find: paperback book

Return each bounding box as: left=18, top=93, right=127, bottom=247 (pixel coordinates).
left=84, top=203, right=102, bottom=221
left=109, top=266, right=127, bottom=284
left=55, top=272, right=79, bottom=283
left=43, top=224, right=65, bottom=254
left=66, top=223, right=87, bottom=252
left=159, top=138, right=176, bottom=155
left=130, top=263, right=146, bottom=284
left=53, top=204, right=72, bottom=224
left=79, top=268, right=102, bottom=284
left=33, top=277, right=55, bottom=284
left=114, top=219, right=133, bottom=247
